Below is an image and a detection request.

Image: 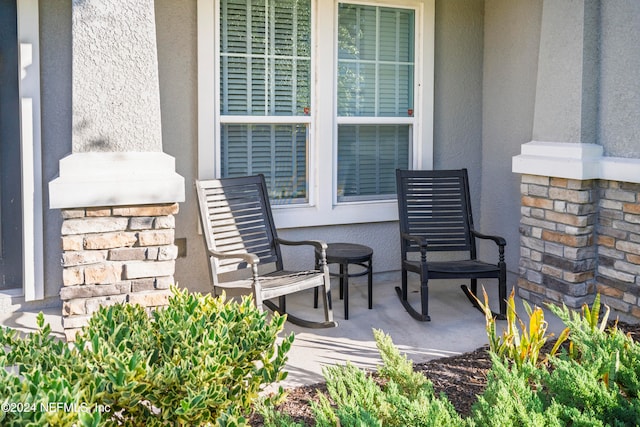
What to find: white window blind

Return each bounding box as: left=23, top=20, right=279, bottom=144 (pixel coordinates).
left=221, top=123, right=308, bottom=203
left=337, top=4, right=415, bottom=202
left=337, top=124, right=410, bottom=201
left=219, top=0, right=311, bottom=203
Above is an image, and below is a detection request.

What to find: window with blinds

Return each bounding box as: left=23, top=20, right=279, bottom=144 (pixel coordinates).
left=337, top=4, right=415, bottom=202
left=219, top=0, right=311, bottom=203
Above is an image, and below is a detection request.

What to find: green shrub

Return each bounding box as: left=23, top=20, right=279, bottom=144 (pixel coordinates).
left=321, top=361, right=387, bottom=425
left=548, top=293, right=640, bottom=398
left=14, top=287, right=640, bottom=427
left=475, top=287, right=569, bottom=369
left=309, top=393, right=341, bottom=427
left=274, top=331, right=461, bottom=427
left=542, top=295, right=640, bottom=426
left=317, top=330, right=463, bottom=427
left=541, top=355, right=640, bottom=426
left=471, top=293, right=640, bottom=427
left=257, top=329, right=462, bottom=427
left=372, top=329, right=462, bottom=427
left=0, top=288, right=293, bottom=426
left=253, top=398, right=307, bottom=427
left=469, top=355, right=558, bottom=427
left=374, top=329, right=431, bottom=399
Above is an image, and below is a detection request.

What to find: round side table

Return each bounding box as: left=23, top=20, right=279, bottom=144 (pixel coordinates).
left=314, top=243, right=373, bottom=320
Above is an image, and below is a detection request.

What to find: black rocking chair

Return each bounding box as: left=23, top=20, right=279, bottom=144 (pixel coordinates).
left=196, top=174, right=336, bottom=328
left=395, top=169, right=507, bottom=321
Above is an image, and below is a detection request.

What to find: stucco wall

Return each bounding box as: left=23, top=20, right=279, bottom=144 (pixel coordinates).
left=33, top=0, right=640, bottom=310
left=38, top=0, right=496, bottom=299
left=72, top=0, right=163, bottom=153
left=599, top=1, right=640, bottom=158
left=433, top=0, right=484, bottom=199
left=39, top=1, right=187, bottom=301
left=481, top=0, right=543, bottom=273
left=154, top=0, right=209, bottom=292
left=40, top=0, right=72, bottom=300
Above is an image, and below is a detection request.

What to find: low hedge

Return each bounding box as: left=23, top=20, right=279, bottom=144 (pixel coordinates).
left=0, top=288, right=293, bottom=426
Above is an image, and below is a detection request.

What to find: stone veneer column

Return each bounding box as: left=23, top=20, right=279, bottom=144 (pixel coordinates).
left=513, top=1, right=640, bottom=317
left=513, top=0, right=601, bottom=309
left=49, top=0, right=184, bottom=339
left=60, top=204, right=178, bottom=340
left=596, top=181, right=640, bottom=317
left=518, top=175, right=598, bottom=308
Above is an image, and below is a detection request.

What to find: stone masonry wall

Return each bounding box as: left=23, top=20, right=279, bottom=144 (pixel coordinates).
left=518, top=175, right=598, bottom=309
left=60, top=203, right=178, bottom=340
left=596, top=180, right=640, bottom=318
left=519, top=175, right=640, bottom=319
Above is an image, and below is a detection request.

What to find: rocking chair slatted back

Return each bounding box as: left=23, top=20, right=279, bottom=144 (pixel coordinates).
left=198, top=176, right=282, bottom=275
left=401, top=170, right=474, bottom=254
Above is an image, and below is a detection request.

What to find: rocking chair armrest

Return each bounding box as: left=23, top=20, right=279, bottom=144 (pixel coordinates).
left=206, top=248, right=260, bottom=265
left=470, top=229, right=506, bottom=247
left=275, top=237, right=328, bottom=252
left=275, top=238, right=330, bottom=266
left=401, top=232, right=429, bottom=249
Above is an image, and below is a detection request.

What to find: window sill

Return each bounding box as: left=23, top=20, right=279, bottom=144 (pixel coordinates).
left=272, top=199, right=399, bottom=229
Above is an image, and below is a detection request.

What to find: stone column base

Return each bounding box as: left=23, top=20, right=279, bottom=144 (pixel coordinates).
left=514, top=141, right=640, bottom=320
left=60, top=203, right=179, bottom=341
left=518, top=175, right=598, bottom=309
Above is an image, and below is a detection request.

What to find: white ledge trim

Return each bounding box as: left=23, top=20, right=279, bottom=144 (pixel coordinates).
left=512, top=141, right=640, bottom=184
left=49, top=152, right=185, bottom=209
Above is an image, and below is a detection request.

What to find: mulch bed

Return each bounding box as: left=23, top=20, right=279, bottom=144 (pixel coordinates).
left=249, top=321, right=640, bottom=425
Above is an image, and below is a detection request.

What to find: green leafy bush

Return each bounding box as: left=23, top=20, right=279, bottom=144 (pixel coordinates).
left=542, top=295, right=640, bottom=426
left=7, top=287, right=640, bottom=427
left=0, top=288, right=293, bottom=426
left=471, top=293, right=640, bottom=427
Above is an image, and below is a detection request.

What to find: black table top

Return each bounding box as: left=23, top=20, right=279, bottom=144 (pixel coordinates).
left=317, top=243, right=373, bottom=264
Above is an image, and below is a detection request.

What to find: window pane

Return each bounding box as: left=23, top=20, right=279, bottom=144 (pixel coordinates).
left=337, top=4, right=415, bottom=117
left=220, top=0, right=311, bottom=116
left=219, top=0, right=311, bottom=205
left=221, top=124, right=308, bottom=204
left=337, top=124, right=410, bottom=201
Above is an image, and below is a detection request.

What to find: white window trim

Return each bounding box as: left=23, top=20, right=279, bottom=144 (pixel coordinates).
left=13, top=0, right=44, bottom=301
left=197, top=0, right=434, bottom=228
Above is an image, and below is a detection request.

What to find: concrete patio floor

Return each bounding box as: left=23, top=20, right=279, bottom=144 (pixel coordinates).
left=274, top=271, right=567, bottom=388
left=0, top=271, right=569, bottom=390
